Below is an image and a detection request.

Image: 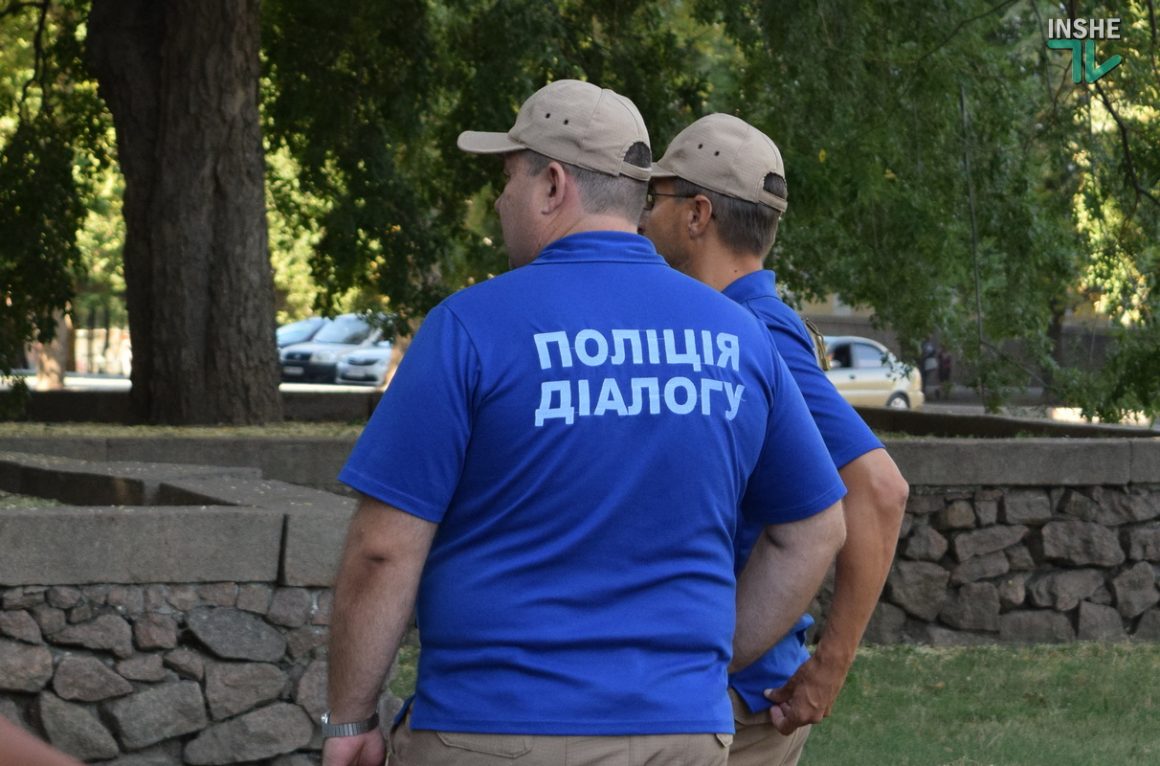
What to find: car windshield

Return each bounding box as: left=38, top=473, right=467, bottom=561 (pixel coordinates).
left=312, top=316, right=373, bottom=345
left=276, top=318, right=326, bottom=345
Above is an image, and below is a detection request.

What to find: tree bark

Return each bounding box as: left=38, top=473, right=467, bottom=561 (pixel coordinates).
left=87, top=0, right=282, bottom=424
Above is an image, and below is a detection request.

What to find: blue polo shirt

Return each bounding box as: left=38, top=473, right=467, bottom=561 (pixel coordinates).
left=340, top=233, right=845, bottom=735
left=724, top=270, right=883, bottom=713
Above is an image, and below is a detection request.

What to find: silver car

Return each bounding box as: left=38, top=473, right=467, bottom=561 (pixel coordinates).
left=335, top=341, right=394, bottom=386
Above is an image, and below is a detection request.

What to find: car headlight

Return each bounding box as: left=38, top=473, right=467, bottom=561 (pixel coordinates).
left=314, top=351, right=337, bottom=363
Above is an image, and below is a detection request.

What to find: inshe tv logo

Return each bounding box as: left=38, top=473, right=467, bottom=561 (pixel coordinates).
left=1047, top=18, right=1123, bottom=83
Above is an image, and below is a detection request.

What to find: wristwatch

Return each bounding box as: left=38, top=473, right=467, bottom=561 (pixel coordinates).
left=320, top=710, right=380, bottom=738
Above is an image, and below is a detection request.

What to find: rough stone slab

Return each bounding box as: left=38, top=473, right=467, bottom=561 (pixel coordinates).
left=38, top=691, right=120, bottom=761
left=939, top=583, right=1000, bottom=632
left=103, top=681, right=208, bottom=750
left=286, top=626, right=328, bottom=661
left=0, top=638, right=53, bottom=691
left=887, top=561, right=949, bottom=621
left=99, top=747, right=184, bottom=766
left=1041, top=521, right=1126, bottom=567
left=1135, top=609, right=1160, bottom=640
left=861, top=601, right=906, bottom=643
left=295, top=657, right=327, bottom=720
left=205, top=661, right=288, bottom=720
left=953, top=525, right=1028, bottom=562
left=1027, top=569, right=1105, bottom=612
left=1113, top=562, right=1159, bottom=618
left=890, top=439, right=1132, bottom=486
left=197, top=583, right=239, bottom=607
left=166, top=585, right=200, bottom=611
left=268, top=588, right=313, bottom=628
left=999, top=610, right=1075, bottom=643
left=898, top=514, right=913, bottom=540
left=69, top=602, right=96, bottom=624
left=107, top=586, right=146, bottom=616
left=117, top=653, right=168, bottom=682
left=164, top=648, right=205, bottom=681
left=47, top=586, right=83, bottom=609
left=1078, top=601, right=1127, bottom=641
left=1001, top=491, right=1053, bottom=526
left=237, top=584, right=272, bottom=614
left=1006, top=544, right=1035, bottom=571
left=974, top=496, right=1000, bottom=526
left=903, top=525, right=948, bottom=561
left=134, top=613, right=179, bottom=650
left=1127, top=523, right=1160, bottom=561
left=53, top=655, right=133, bottom=701
left=187, top=608, right=287, bottom=662
left=1130, top=440, right=1160, bottom=483
left=926, top=626, right=995, bottom=647
left=32, top=605, right=66, bottom=635
left=183, top=702, right=314, bottom=765
left=53, top=614, right=134, bottom=658
left=950, top=551, right=1009, bottom=585
left=997, top=573, right=1027, bottom=610
left=936, top=500, right=976, bottom=531
left=313, top=591, right=332, bottom=626
left=2, top=586, right=45, bottom=609
left=906, top=494, right=943, bottom=515
left=0, top=609, right=42, bottom=644
left=1062, top=487, right=1160, bottom=526
left=159, top=477, right=357, bottom=587
left=0, top=697, right=25, bottom=727
left=0, top=506, right=283, bottom=585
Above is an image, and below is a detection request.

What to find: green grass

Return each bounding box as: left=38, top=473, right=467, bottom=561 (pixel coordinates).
left=0, top=490, right=62, bottom=508
left=386, top=643, right=1160, bottom=765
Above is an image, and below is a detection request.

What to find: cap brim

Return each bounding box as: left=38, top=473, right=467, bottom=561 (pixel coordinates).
left=457, top=131, right=526, bottom=155
left=649, top=161, right=678, bottom=180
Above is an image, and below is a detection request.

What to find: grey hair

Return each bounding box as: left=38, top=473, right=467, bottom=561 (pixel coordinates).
left=523, top=144, right=650, bottom=220
left=671, top=174, right=787, bottom=256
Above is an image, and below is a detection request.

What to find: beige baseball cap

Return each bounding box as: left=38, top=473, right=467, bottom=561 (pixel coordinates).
left=653, top=113, right=787, bottom=212
left=457, top=79, right=651, bottom=181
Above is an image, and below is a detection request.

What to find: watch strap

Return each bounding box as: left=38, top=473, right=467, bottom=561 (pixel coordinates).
left=320, top=710, right=380, bottom=738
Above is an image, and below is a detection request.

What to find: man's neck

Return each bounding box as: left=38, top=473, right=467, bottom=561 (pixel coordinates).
left=691, top=247, right=764, bottom=292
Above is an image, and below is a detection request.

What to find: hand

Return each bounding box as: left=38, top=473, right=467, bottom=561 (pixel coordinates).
left=763, top=651, right=851, bottom=735
left=322, top=730, right=386, bottom=766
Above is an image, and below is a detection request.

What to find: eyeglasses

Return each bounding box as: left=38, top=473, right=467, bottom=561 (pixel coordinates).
left=643, top=190, right=698, bottom=211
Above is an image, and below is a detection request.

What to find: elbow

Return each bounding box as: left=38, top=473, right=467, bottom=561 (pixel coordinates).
left=873, top=465, right=910, bottom=527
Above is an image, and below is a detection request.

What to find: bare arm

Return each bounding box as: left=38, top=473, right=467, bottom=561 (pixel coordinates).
left=767, top=448, right=908, bottom=732
left=731, top=500, right=846, bottom=672
left=0, top=718, right=84, bottom=766
left=322, top=495, right=437, bottom=766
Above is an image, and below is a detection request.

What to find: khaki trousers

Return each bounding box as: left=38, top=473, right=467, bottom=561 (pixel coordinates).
left=725, top=690, right=811, bottom=766
left=388, top=708, right=732, bottom=766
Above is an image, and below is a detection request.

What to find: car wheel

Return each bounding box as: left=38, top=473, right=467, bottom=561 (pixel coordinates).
left=886, top=393, right=910, bottom=409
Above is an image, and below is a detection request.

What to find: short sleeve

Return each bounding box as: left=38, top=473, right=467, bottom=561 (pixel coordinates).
left=338, top=305, right=480, bottom=522
left=740, top=348, right=847, bottom=528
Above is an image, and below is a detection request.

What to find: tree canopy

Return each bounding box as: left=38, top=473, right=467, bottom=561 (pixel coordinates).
left=1, top=0, right=1157, bottom=422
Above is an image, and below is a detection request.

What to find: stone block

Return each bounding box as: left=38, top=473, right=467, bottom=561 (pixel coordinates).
left=863, top=602, right=907, bottom=644
left=164, top=648, right=205, bottom=681
left=1126, top=523, right=1160, bottom=561
left=103, top=681, right=208, bottom=750
left=939, top=583, right=1000, bottom=632
left=950, top=551, right=1009, bottom=585
left=295, top=657, right=327, bottom=720
left=32, top=605, right=66, bottom=635
left=237, top=584, right=273, bottom=614
left=898, top=514, right=913, bottom=539
left=312, top=590, right=332, bottom=626
left=205, top=661, right=288, bottom=720
left=38, top=691, right=120, bottom=761
left=166, top=585, right=200, bottom=611
left=906, top=494, right=944, bottom=515
left=268, top=588, right=313, bottom=628
left=936, top=500, right=976, bottom=531
left=887, top=561, right=949, bottom=621
left=1130, top=441, right=1160, bottom=483
left=2, top=586, right=45, bottom=609
left=117, top=654, right=168, bottom=682
left=183, top=702, right=314, bottom=765
left=46, top=586, right=83, bottom=609
left=53, top=614, right=134, bottom=658
left=188, top=607, right=287, bottom=662
left=69, top=602, right=95, bottom=624
left=1041, top=521, right=1126, bottom=567
left=1134, top=609, right=1160, bottom=640
left=197, top=583, right=239, bottom=607
left=891, top=439, right=1130, bottom=486
left=1078, top=601, right=1127, bottom=641
left=0, top=610, right=42, bottom=644
left=0, top=506, right=283, bottom=585
left=106, top=586, right=145, bottom=616
left=0, top=697, right=24, bottom=727
left=286, top=626, right=328, bottom=661
left=903, top=525, right=948, bottom=561
left=0, top=639, right=53, bottom=691
left=953, top=525, right=1028, bottom=562
left=1005, top=545, right=1036, bottom=571
left=997, top=574, right=1027, bottom=610
left=99, top=747, right=184, bottom=766
left=1002, top=491, right=1053, bottom=525
left=134, top=613, right=178, bottom=650
left=999, top=610, right=1075, bottom=643
left=1027, top=569, right=1105, bottom=611
left=1062, top=487, right=1160, bottom=526
left=53, top=656, right=133, bottom=701
left=974, top=496, right=1000, bottom=526
left=1113, top=561, right=1159, bottom=618
left=926, top=626, right=994, bottom=647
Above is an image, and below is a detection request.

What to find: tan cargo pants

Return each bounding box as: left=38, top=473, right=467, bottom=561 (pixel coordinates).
left=725, top=690, right=811, bottom=766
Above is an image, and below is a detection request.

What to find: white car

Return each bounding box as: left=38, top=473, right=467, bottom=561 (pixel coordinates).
left=280, top=314, right=382, bottom=383
left=824, top=335, right=924, bottom=410
left=335, top=341, right=394, bottom=386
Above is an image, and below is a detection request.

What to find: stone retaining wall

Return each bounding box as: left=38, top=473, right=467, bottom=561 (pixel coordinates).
left=1, top=439, right=1159, bottom=763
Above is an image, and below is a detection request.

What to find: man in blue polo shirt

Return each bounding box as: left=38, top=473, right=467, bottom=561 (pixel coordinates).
left=641, top=113, right=910, bottom=766
left=321, top=82, right=847, bottom=766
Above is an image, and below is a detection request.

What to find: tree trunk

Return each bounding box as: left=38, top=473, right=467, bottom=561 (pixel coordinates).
left=87, top=0, right=282, bottom=424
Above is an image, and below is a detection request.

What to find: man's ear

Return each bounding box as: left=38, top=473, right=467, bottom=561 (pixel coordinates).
left=541, top=161, right=568, bottom=214
left=687, top=194, right=713, bottom=238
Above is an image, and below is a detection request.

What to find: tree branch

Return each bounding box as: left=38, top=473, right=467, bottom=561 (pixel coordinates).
left=911, top=0, right=1021, bottom=68
left=1092, top=80, right=1160, bottom=212
left=0, top=0, right=39, bottom=20
left=17, top=0, right=50, bottom=118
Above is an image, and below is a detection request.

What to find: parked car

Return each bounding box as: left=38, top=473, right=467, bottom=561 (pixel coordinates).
left=276, top=317, right=330, bottom=348
left=335, top=340, right=394, bottom=386
left=824, top=335, right=924, bottom=410
left=280, top=314, right=382, bottom=383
